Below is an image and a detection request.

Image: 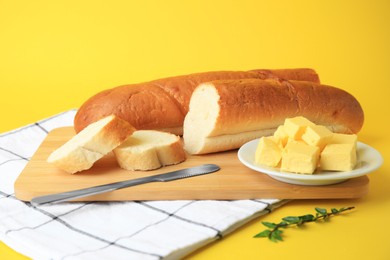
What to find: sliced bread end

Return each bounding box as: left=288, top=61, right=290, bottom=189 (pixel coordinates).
left=47, top=115, right=135, bottom=173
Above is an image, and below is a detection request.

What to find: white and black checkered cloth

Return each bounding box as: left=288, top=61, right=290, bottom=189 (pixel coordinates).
left=0, top=110, right=287, bottom=259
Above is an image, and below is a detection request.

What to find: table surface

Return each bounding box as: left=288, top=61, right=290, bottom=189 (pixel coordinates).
left=1, top=1, right=389, bottom=259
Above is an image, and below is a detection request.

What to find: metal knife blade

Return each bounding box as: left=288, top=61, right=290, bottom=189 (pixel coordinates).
left=31, top=164, right=220, bottom=205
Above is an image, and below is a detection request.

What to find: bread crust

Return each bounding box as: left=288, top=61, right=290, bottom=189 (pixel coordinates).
left=213, top=79, right=363, bottom=134
left=183, top=79, right=364, bottom=154
left=74, top=69, right=320, bottom=134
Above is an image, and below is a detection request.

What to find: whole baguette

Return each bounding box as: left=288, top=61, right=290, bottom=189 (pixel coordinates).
left=183, top=79, right=364, bottom=155
left=74, top=68, right=319, bottom=134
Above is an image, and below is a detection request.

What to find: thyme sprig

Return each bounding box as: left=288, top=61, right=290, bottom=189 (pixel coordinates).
left=254, top=206, right=355, bottom=242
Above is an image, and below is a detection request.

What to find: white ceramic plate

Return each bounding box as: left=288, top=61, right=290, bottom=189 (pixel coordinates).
left=237, top=139, right=383, bottom=185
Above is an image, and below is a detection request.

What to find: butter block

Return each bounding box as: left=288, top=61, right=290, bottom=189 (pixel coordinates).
left=284, top=116, right=315, bottom=140
left=281, top=140, right=320, bottom=174
left=255, top=136, right=282, bottom=167
left=273, top=125, right=289, bottom=148
left=331, top=133, right=358, bottom=146
left=302, top=125, right=333, bottom=150
left=320, top=143, right=357, bottom=171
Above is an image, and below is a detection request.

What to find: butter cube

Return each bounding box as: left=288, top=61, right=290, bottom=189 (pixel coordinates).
left=281, top=141, right=320, bottom=174
left=331, top=133, right=358, bottom=146
left=302, top=125, right=333, bottom=150
left=284, top=116, right=315, bottom=140
left=320, top=143, right=357, bottom=171
left=255, top=136, right=282, bottom=167
left=273, top=125, right=289, bottom=148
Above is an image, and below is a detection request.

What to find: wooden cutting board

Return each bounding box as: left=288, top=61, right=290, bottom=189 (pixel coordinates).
left=15, top=127, right=369, bottom=201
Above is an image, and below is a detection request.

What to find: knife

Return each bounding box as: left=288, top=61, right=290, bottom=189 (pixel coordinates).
left=31, top=164, right=220, bottom=205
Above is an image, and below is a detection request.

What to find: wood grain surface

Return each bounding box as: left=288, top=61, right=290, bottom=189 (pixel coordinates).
left=14, top=127, right=369, bottom=201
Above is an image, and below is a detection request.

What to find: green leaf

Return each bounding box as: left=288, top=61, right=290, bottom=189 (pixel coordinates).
left=254, top=229, right=271, bottom=238
left=339, top=207, right=353, bottom=213
left=331, top=208, right=339, bottom=214
left=270, top=229, right=284, bottom=242
left=315, top=207, right=327, bottom=216
left=282, top=216, right=300, bottom=224
left=300, top=214, right=315, bottom=222
left=262, top=221, right=277, bottom=228
left=279, top=221, right=288, bottom=228
left=274, top=229, right=283, bottom=236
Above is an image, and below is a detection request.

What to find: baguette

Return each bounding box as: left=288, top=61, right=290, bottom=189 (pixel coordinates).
left=74, top=68, right=319, bottom=135
left=114, top=130, right=186, bottom=171
left=183, top=79, right=364, bottom=155
left=47, top=115, right=135, bottom=173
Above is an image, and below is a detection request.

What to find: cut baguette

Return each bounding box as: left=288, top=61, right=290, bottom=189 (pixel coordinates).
left=183, top=78, right=364, bottom=155
left=47, top=115, right=135, bottom=173
left=113, top=130, right=186, bottom=171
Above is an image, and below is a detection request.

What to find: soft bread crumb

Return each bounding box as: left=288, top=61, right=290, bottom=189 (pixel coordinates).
left=114, top=130, right=186, bottom=171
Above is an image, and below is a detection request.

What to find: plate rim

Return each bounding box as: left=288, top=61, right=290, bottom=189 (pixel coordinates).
left=237, top=139, right=383, bottom=184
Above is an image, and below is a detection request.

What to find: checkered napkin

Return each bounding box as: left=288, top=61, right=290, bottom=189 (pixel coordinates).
left=0, top=110, right=287, bottom=260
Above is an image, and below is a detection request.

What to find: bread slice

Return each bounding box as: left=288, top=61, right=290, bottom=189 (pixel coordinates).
left=113, top=130, right=186, bottom=171
left=183, top=79, right=364, bottom=155
left=47, top=115, right=135, bottom=173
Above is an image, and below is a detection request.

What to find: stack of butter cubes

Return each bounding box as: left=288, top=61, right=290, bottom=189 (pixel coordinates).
left=254, top=116, right=357, bottom=174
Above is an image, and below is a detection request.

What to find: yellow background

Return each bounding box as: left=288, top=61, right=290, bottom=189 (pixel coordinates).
left=1, top=0, right=389, bottom=259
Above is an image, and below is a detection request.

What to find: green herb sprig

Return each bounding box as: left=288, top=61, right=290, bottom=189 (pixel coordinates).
left=254, top=206, right=355, bottom=242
